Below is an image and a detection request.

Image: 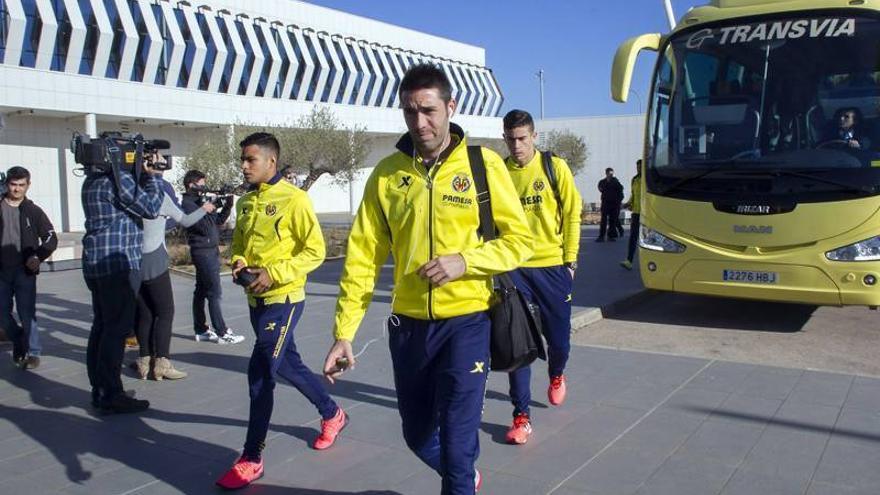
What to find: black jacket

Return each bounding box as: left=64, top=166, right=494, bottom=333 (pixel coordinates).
left=598, top=177, right=624, bottom=203
left=181, top=192, right=232, bottom=251
left=0, top=198, right=58, bottom=274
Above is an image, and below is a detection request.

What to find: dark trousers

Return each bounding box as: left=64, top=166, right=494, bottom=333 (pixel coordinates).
left=508, top=265, right=573, bottom=416
left=627, top=213, right=641, bottom=262
left=244, top=299, right=337, bottom=457
left=191, top=249, right=227, bottom=334
left=0, top=267, right=40, bottom=356
left=599, top=202, right=624, bottom=239
left=86, top=270, right=140, bottom=400
left=135, top=270, right=174, bottom=358
left=389, top=312, right=490, bottom=495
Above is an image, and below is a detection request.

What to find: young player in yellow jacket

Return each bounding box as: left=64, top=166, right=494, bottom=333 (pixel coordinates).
left=322, top=65, right=533, bottom=494
left=216, top=132, right=345, bottom=490
left=501, top=110, right=583, bottom=445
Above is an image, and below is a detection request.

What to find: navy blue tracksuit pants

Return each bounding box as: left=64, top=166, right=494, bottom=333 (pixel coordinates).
left=389, top=312, right=490, bottom=495
left=508, top=265, right=573, bottom=417
left=244, top=299, right=338, bottom=458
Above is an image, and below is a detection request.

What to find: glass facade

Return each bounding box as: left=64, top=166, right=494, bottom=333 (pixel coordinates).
left=0, top=1, right=502, bottom=114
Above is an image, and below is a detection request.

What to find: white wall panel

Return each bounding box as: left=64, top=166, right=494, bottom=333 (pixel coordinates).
left=62, top=0, right=86, bottom=74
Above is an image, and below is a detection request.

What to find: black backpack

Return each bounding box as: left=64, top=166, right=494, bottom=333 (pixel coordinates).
left=467, top=146, right=546, bottom=373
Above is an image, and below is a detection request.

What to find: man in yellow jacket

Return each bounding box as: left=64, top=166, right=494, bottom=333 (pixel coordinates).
left=322, top=65, right=533, bottom=494
left=501, top=110, right=583, bottom=445
left=621, top=159, right=643, bottom=270
left=216, top=132, right=345, bottom=491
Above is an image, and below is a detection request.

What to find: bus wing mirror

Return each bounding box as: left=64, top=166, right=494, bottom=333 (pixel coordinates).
left=611, top=33, right=662, bottom=103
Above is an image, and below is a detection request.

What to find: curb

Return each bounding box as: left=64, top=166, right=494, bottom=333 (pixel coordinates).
left=570, top=289, right=657, bottom=332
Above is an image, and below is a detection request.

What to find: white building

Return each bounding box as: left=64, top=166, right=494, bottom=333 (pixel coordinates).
left=0, top=0, right=504, bottom=232
left=538, top=114, right=645, bottom=206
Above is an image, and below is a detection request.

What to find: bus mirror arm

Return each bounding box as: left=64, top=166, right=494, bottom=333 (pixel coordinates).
left=611, top=34, right=662, bottom=103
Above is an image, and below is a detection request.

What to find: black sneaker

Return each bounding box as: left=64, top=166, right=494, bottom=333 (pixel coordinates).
left=97, top=393, right=149, bottom=414
left=12, top=342, right=25, bottom=366
left=595, top=237, right=605, bottom=243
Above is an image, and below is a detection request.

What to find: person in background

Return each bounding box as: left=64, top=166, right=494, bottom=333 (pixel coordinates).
left=596, top=167, right=624, bottom=242
left=0, top=166, right=57, bottom=369
left=621, top=160, right=642, bottom=270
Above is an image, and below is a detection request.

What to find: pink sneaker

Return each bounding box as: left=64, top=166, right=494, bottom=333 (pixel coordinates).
left=475, top=469, right=483, bottom=492
left=505, top=413, right=532, bottom=445
left=548, top=375, right=567, bottom=406
left=216, top=456, right=264, bottom=490
left=313, top=407, right=348, bottom=450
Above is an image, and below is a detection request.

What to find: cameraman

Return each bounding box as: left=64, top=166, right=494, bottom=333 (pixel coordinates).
left=82, top=148, right=163, bottom=414
left=0, top=166, right=57, bottom=370
left=181, top=170, right=244, bottom=345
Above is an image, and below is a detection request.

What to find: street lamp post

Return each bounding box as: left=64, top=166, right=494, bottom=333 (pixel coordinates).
left=536, top=69, right=545, bottom=119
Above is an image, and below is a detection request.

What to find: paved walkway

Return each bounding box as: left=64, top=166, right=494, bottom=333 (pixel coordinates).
left=1, top=241, right=879, bottom=494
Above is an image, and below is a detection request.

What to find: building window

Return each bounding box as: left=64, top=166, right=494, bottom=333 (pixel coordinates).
left=384, top=50, right=399, bottom=107
left=128, top=0, right=149, bottom=81
left=317, top=35, right=335, bottom=102
left=287, top=30, right=305, bottom=99
left=216, top=17, right=235, bottom=93
left=332, top=37, right=349, bottom=104
left=20, top=0, right=39, bottom=68
left=235, top=19, right=253, bottom=95
left=175, top=8, right=193, bottom=88
left=103, top=0, right=125, bottom=78
left=272, top=26, right=289, bottom=98
left=52, top=0, right=71, bottom=71
left=78, top=0, right=99, bottom=75
left=195, top=12, right=214, bottom=91
left=0, top=0, right=8, bottom=62
left=253, top=23, right=271, bottom=97
left=346, top=42, right=364, bottom=105
left=302, top=32, right=321, bottom=101
left=371, top=46, right=388, bottom=107
left=151, top=3, right=167, bottom=84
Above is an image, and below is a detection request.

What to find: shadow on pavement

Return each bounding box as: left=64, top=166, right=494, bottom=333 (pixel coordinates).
left=603, top=292, right=817, bottom=332
left=683, top=406, right=880, bottom=443
left=171, top=352, right=401, bottom=411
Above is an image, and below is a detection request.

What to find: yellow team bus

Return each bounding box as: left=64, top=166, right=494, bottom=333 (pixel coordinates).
left=612, top=0, right=880, bottom=306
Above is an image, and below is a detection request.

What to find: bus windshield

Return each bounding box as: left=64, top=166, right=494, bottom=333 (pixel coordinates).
left=648, top=14, right=880, bottom=201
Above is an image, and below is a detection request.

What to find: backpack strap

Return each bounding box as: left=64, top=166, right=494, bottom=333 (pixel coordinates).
left=467, top=145, right=515, bottom=290
left=468, top=146, right=494, bottom=242
left=541, top=151, right=564, bottom=234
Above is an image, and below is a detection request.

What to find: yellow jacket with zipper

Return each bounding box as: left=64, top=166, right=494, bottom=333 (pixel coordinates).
left=231, top=177, right=325, bottom=306
left=505, top=152, right=582, bottom=267
left=333, top=124, right=534, bottom=342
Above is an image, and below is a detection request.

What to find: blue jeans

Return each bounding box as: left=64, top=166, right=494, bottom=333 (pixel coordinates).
left=0, top=267, right=41, bottom=356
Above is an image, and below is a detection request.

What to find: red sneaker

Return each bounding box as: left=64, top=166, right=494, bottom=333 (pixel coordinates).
left=505, top=413, right=532, bottom=445
left=548, top=375, right=567, bottom=406
left=216, top=456, right=264, bottom=490
left=475, top=469, right=482, bottom=493
left=313, top=407, right=348, bottom=450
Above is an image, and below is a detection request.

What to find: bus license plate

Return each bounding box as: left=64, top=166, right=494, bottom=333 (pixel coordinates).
left=722, top=270, right=778, bottom=284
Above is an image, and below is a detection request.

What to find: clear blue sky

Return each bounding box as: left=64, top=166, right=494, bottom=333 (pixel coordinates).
left=303, top=0, right=703, bottom=118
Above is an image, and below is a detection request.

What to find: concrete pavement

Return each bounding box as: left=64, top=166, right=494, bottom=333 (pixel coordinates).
left=1, top=233, right=880, bottom=494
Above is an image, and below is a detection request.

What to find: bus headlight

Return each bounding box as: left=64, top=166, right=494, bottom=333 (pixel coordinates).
left=825, top=235, right=880, bottom=261
left=639, top=226, right=686, bottom=253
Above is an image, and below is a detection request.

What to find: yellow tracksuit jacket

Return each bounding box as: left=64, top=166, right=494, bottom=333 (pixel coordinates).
left=333, top=124, right=534, bottom=342
left=630, top=174, right=642, bottom=215
left=505, top=152, right=583, bottom=267
left=231, top=178, right=325, bottom=305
